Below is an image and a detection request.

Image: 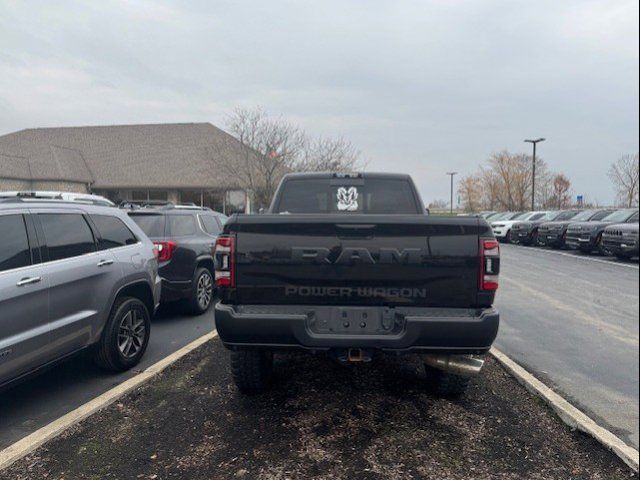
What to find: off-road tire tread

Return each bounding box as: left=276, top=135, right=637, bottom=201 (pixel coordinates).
left=231, top=350, right=273, bottom=394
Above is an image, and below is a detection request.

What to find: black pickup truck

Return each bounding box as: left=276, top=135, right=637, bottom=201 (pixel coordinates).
left=214, top=173, right=500, bottom=396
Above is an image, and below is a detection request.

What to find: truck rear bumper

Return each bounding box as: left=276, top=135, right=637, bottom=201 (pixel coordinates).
left=215, top=304, right=499, bottom=354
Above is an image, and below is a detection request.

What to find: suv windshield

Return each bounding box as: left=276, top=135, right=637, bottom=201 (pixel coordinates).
left=566, top=210, right=593, bottom=222
left=553, top=211, right=578, bottom=221
left=529, top=212, right=551, bottom=221
left=274, top=178, right=420, bottom=214
left=602, top=209, right=638, bottom=223
left=515, top=212, right=536, bottom=220
left=129, top=214, right=166, bottom=238
left=590, top=210, right=615, bottom=221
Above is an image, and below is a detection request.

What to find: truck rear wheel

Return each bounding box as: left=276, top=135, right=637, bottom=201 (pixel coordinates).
left=424, top=365, right=471, bottom=398
left=230, top=350, right=273, bottom=394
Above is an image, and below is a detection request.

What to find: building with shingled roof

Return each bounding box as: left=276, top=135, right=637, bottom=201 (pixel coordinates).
left=0, top=122, right=252, bottom=212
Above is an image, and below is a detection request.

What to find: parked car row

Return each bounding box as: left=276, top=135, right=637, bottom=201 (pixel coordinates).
left=483, top=208, right=639, bottom=260
left=0, top=191, right=225, bottom=391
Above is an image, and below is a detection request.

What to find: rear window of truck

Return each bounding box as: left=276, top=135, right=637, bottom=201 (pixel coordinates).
left=275, top=178, right=421, bottom=214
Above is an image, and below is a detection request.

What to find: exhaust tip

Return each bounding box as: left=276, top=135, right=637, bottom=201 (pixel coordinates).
left=424, top=354, right=485, bottom=377
left=348, top=348, right=363, bottom=362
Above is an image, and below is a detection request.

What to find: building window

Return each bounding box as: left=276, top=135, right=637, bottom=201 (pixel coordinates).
left=149, top=191, right=168, bottom=201
left=225, top=190, right=247, bottom=214
left=179, top=190, right=201, bottom=207
left=178, top=190, right=228, bottom=212
left=131, top=190, right=148, bottom=201
left=203, top=190, right=225, bottom=212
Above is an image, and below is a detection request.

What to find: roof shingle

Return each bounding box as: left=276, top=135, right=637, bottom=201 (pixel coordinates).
left=0, top=123, right=247, bottom=189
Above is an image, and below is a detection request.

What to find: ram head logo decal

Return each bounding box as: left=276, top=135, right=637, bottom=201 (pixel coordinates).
left=337, top=187, right=359, bottom=211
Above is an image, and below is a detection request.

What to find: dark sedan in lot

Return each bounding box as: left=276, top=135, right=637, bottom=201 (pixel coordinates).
left=537, top=209, right=615, bottom=249
left=511, top=210, right=580, bottom=246
left=565, top=209, right=639, bottom=254
left=602, top=214, right=640, bottom=260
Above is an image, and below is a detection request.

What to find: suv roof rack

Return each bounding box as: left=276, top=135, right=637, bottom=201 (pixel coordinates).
left=1, top=191, right=64, bottom=200
left=119, top=200, right=214, bottom=212
left=0, top=191, right=114, bottom=207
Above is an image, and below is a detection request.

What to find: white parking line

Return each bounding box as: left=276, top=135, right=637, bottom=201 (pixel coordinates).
left=492, top=348, right=639, bottom=472
left=0, top=330, right=218, bottom=472
left=503, top=244, right=639, bottom=270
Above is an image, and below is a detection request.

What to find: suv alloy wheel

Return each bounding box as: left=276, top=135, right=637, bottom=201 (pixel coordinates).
left=189, top=267, right=214, bottom=315
left=94, top=297, right=151, bottom=371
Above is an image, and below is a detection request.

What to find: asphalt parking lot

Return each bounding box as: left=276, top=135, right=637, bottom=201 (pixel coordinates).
left=495, top=244, right=639, bottom=449
left=0, top=339, right=635, bottom=480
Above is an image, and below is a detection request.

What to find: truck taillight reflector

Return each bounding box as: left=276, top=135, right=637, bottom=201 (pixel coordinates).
left=153, top=241, right=177, bottom=262
left=480, top=238, right=500, bottom=291
left=214, top=235, right=235, bottom=287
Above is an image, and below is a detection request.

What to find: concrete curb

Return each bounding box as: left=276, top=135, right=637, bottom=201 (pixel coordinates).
left=0, top=330, right=218, bottom=472
left=491, top=347, right=639, bottom=472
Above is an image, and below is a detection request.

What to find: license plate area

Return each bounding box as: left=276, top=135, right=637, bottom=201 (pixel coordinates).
left=308, top=307, right=399, bottom=335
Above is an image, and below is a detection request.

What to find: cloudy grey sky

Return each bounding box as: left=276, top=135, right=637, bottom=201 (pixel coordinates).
left=1, top=0, right=638, bottom=204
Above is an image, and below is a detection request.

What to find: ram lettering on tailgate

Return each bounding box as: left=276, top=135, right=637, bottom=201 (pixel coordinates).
left=292, top=247, right=424, bottom=265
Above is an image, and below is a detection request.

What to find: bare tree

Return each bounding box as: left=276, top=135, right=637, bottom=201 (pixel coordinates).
left=608, top=153, right=639, bottom=207
left=479, top=168, right=500, bottom=210
left=485, top=151, right=534, bottom=211
left=427, top=199, right=448, bottom=210
left=548, top=173, right=572, bottom=209
left=458, top=174, right=484, bottom=212
left=297, top=136, right=361, bottom=172
left=213, top=107, right=306, bottom=209
left=213, top=107, right=364, bottom=210
left=461, top=151, right=563, bottom=212
left=535, top=161, right=554, bottom=209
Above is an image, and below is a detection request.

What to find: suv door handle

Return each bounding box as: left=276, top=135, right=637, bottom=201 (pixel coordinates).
left=97, top=259, right=114, bottom=267
left=17, top=277, right=42, bottom=287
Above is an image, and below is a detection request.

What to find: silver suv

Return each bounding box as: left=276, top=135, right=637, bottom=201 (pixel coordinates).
left=0, top=196, right=161, bottom=389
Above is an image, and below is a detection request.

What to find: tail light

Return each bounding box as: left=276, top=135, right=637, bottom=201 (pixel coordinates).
left=214, top=235, right=235, bottom=287
left=480, top=238, right=500, bottom=291
left=153, top=241, right=177, bottom=262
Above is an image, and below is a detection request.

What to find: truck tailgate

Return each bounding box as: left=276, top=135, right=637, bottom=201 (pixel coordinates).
left=229, top=214, right=484, bottom=308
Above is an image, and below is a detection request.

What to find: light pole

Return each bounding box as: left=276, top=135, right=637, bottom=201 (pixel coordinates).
left=524, top=138, right=545, bottom=210
left=446, top=172, right=457, bottom=214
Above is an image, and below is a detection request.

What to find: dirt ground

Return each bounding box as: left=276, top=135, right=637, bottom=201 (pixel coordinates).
left=1, top=339, right=636, bottom=480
